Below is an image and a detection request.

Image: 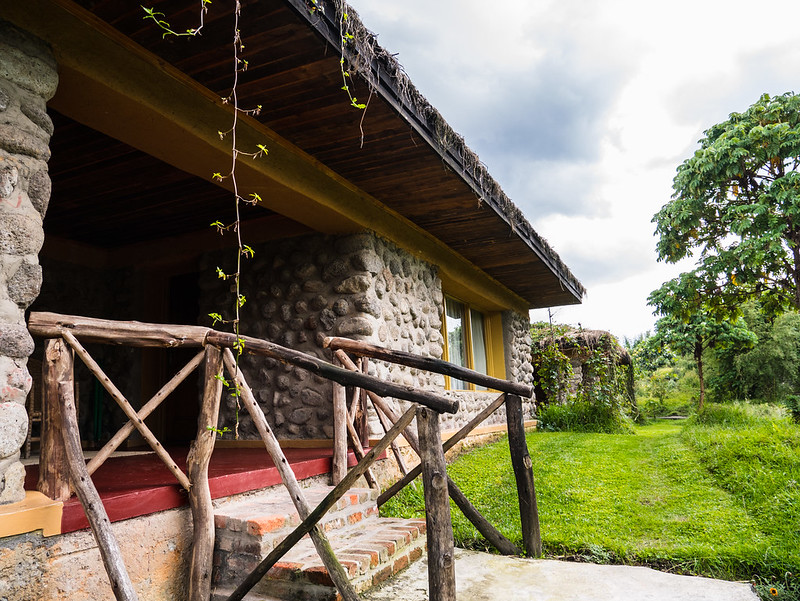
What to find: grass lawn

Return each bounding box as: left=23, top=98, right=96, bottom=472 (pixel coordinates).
left=381, top=415, right=800, bottom=599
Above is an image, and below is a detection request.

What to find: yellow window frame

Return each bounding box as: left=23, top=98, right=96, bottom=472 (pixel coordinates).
left=441, top=295, right=506, bottom=390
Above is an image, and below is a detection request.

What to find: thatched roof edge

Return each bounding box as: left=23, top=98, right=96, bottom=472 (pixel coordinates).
left=286, top=0, right=586, bottom=302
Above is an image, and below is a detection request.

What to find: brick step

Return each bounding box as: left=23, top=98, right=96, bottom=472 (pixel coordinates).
left=212, top=486, right=426, bottom=601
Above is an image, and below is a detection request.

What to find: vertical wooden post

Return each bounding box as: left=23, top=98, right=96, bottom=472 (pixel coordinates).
left=59, top=382, right=139, bottom=601
left=357, top=357, right=370, bottom=447
left=187, top=345, right=224, bottom=601
left=38, top=338, right=73, bottom=501
left=331, top=357, right=348, bottom=485
left=505, top=394, right=542, bottom=557
left=417, top=406, right=456, bottom=601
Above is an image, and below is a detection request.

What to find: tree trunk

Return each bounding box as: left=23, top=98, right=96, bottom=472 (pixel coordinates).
left=695, top=338, right=705, bottom=411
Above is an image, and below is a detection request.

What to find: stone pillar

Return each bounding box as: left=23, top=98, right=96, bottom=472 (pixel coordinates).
left=0, top=21, right=57, bottom=504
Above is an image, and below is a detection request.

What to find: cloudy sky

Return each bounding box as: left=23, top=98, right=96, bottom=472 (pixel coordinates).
left=349, top=0, right=800, bottom=342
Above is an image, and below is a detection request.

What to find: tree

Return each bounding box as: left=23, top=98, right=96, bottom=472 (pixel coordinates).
left=654, top=92, right=800, bottom=314
left=648, top=272, right=756, bottom=409
left=707, top=302, right=800, bottom=402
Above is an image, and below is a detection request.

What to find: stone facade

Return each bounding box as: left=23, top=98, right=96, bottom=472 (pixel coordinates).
left=201, top=230, right=535, bottom=440
left=0, top=21, right=56, bottom=504
left=0, top=503, right=193, bottom=601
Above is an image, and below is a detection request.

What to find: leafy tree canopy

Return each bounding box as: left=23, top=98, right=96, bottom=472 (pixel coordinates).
left=648, top=271, right=756, bottom=408
left=654, top=92, right=800, bottom=313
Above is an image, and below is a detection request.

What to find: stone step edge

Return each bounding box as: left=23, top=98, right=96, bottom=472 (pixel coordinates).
left=214, top=488, right=380, bottom=541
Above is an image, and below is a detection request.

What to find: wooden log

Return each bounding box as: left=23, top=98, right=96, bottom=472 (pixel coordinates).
left=29, top=311, right=211, bottom=348
left=225, top=405, right=416, bottom=601
left=372, top=394, right=410, bottom=477
left=61, top=330, right=191, bottom=491
left=417, top=407, right=456, bottom=601
left=343, top=406, right=377, bottom=489
left=38, top=338, right=72, bottom=501
left=221, top=350, right=361, bottom=601
left=378, top=392, right=507, bottom=505
left=187, top=345, right=224, bottom=601
left=331, top=357, right=347, bottom=486
left=506, top=394, right=542, bottom=557
left=58, top=381, right=139, bottom=601
left=207, top=330, right=458, bottom=414
left=87, top=350, right=205, bottom=476
left=28, top=312, right=458, bottom=414
left=357, top=357, right=370, bottom=447
left=324, top=336, right=533, bottom=398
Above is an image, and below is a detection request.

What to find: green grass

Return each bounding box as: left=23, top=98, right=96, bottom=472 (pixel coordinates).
left=381, top=407, right=800, bottom=599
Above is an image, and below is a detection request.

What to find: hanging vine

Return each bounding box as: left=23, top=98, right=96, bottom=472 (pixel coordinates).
left=142, top=0, right=268, bottom=437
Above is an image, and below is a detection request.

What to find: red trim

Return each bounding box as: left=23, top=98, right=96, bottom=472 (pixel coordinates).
left=24, top=447, right=371, bottom=534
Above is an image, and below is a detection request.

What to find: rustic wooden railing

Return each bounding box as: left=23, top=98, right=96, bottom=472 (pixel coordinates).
left=324, top=336, right=543, bottom=560
left=27, top=311, right=540, bottom=601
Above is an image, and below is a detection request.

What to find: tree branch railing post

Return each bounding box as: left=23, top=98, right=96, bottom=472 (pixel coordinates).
left=38, top=337, right=73, bottom=501
left=30, top=313, right=548, bottom=600
left=506, top=394, right=542, bottom=557
left=328, top=341, right=534, bottom=558
left=187, top=345, right=225, bottom=601
left=417, top=406, right=456, bottom=601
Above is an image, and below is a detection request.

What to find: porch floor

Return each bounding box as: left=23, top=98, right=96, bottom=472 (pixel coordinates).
left=23, top=447, right=359, bottom=534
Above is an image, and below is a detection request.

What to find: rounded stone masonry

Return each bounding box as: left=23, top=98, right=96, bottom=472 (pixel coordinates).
left=201, top=230, right=445, bottom=440
left=0, top=20, right=57, bottom=504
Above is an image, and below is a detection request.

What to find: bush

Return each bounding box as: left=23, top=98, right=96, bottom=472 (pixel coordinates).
left=784, top=395, right=800, bottom=424
left=537, top=400, right=634, bottom=434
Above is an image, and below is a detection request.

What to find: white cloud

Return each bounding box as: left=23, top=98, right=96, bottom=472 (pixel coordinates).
left=350, top=0, right=800, bottom=341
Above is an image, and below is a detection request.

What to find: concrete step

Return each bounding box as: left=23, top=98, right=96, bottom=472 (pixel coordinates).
left=212, top=485, right=427, bottom=601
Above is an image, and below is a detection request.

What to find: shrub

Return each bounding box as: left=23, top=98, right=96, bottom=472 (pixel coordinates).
left=537, top=400, right=634, bottom=434
left=784, top=395, right=800, bottom=424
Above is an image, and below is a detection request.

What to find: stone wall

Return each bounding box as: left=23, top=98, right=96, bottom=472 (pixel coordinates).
left=201, top=230, right=536, bottom=438
left=502, top=310, right=536, bottom=417
left=0, top=21, right=56, bottom=504
left=201, top=231, right=446, bottom=439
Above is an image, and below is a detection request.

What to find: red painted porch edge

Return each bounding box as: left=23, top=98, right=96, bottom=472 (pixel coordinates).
left=24, top=447, right=374, bottom=534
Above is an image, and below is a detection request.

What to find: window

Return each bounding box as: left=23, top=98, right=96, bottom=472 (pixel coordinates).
left=443, top=296, right=491, bottom=390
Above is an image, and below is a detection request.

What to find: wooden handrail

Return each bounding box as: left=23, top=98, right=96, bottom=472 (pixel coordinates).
left=323, top=336, right=534, bottom=398
left=28, top=312, right=459, bottom=414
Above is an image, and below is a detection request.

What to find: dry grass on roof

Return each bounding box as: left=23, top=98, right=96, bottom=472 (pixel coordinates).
left=332, top=1, right=586, bottom=299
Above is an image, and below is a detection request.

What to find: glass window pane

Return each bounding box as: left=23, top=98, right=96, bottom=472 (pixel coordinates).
left=470, top=310, right=488, bottom=390
left=445, top=297, right=468, bottom=389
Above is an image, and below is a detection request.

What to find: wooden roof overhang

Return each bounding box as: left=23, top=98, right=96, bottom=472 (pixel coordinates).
left=0, top=0, right=584, bottom=312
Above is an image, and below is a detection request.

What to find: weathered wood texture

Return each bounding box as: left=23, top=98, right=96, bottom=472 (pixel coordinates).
left=87, top=350, right=205, bottom=476
left=38, top=338, right=72, bottom=501
left=324, top=336, right=533, bottom=398
left=225, top=405, right=416, bottom=601
left=29, top=311, right=211, bottom=348
left=343, top=407, right=377, bottom=488
left=417, top=407, right=456, bottom=601
left=58, top=381, right=139, bottom=601
left=357, top=357, right=370, bottom=446
left=29, top=312, right=458, bottom=414
left=331, top=356, right=347, bottom=485
left=506, top=394, right=542, bottom=557
left=331, top=350, right=520, bottom=555
left=187, top=346, right=224, bottom=601
left=61, top=330, right=191, bottom=491
left=221, top=350, right=361, bottom=601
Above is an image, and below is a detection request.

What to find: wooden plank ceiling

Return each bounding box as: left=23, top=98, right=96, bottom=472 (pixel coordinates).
left=54, top=0, right=583, bottom=308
